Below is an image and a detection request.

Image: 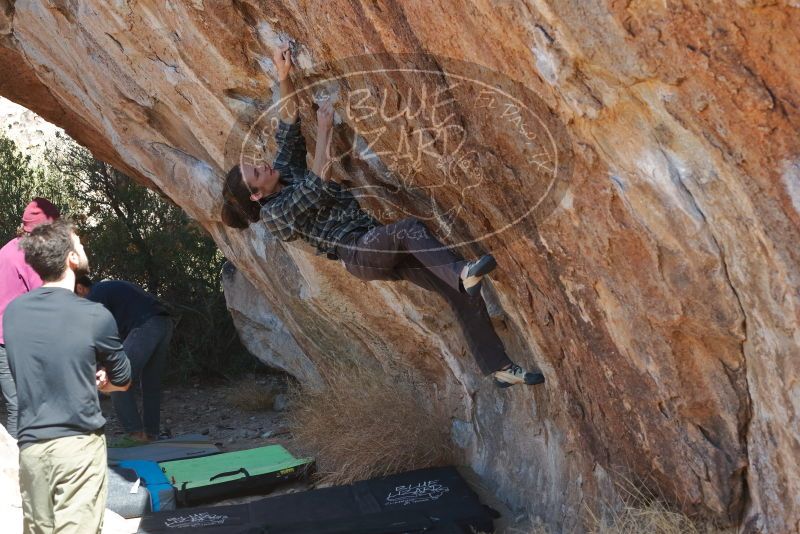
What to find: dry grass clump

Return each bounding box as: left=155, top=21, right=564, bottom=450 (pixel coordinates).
left=586, top=475, right=736, bottom=534
left=225, top=377, right=277, bottom=412
left=504, top=518, right=550, bottom=534
left=512, top=473, right=737, bottom=534
left=589, top=501, right=717, bottom=534
left=286, top=359, right=453, bottom=485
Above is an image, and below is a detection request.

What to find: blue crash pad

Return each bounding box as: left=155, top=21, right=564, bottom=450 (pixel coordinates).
left=119, top=460, right=176, bottom=512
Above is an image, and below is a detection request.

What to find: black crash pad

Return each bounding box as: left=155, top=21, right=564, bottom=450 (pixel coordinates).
left=137, top=466, right=496, bottom=533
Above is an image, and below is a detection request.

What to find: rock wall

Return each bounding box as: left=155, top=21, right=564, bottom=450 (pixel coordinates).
left=221, top=260, right=323, bottom=389
left=1, top=1, right=799, bottom=532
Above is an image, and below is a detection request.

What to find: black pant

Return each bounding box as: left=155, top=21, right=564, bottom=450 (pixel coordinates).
left=335, top=218, right=512, bottom=375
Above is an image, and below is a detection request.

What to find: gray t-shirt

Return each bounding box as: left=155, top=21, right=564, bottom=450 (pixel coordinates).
left=3, top=286, right=131, bottom=447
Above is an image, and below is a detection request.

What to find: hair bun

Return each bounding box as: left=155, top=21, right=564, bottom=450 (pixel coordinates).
left=221, top=203, right=251, bottom=229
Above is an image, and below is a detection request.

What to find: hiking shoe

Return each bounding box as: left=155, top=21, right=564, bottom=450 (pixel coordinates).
left=493, top=364, right=545, bottom=388
left=462, top=254, right=497, bottom=296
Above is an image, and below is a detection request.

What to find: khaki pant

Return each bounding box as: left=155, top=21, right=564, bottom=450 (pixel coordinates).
left=19, top=432, right=107, bottom=534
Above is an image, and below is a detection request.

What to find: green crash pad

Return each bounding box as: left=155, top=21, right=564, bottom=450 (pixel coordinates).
left=159, top=444, right=313, bottom=505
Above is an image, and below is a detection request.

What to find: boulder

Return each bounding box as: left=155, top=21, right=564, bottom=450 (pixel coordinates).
left=1, top=2, right=799, bottom=531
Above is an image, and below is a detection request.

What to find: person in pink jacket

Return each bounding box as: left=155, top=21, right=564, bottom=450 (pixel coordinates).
left=0, top=198, right=60, bottom=438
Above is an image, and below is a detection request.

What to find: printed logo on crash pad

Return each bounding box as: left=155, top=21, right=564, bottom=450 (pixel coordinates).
left=385, top=480, right=450, bottom=506
left=164, top=512, right=230, bottom=528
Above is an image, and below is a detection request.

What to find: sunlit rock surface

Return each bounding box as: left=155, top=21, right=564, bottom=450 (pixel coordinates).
left=1, top=2, right=799, bottom=531
left=0, top=95, right=62, bottom=159
left=221, top=260, right=323, bottom=389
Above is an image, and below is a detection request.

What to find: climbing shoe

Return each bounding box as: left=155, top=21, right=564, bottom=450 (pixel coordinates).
left=493, top=364, right=545, bottom=388
left=461, top=254, right=497, bottom=297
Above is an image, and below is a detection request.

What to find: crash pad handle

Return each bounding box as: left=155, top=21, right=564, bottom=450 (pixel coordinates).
left=209, top=467, right=251, bottom=482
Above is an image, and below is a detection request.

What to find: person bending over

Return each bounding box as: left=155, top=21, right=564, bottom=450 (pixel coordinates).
left=75, top=277, right=173, bottom=443
left=221, top=45, right=544, bottom=388
left=4, top=220, right=131, bottom=534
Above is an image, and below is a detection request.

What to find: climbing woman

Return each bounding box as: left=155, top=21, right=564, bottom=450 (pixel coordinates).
left=221, top=45, right=544, bottom=389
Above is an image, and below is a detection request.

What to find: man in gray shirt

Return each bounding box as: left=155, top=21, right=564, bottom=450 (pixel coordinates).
left=3, top=220, right=131, bottom=534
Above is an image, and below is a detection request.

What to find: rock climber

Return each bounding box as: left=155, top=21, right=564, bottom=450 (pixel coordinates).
left=220, top=45, right=544, bottom=388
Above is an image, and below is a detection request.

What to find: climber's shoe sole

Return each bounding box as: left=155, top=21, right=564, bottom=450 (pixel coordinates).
left=493, top=366, right=545, bottom=388
left=462, top=254, right=497, bottom=297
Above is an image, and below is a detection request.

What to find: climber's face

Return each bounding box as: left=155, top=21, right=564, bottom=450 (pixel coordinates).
left=241, top=162, right=281, bottom=201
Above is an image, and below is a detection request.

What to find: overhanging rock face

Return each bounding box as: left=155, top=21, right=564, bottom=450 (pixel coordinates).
left=1, top=2, right=799, bottom=531
left=221, top=260, right=323, bottom=390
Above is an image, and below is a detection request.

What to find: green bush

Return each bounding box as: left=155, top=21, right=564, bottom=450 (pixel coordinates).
left=1, top=132, right=255, bottom=382
left=0, top=134, right=72, bottom=241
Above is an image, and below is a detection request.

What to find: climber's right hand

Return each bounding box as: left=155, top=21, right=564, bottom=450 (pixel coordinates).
left=273, top=43, right=293, bottom=81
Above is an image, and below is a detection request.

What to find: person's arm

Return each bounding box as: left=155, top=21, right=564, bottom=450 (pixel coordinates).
left=273, top=119, right=308, bottom=177
left=94, top=308, right=131, bottom=392
left=274, top=44, right=298, bottom=124
left=311, top=101, right=334, bottom=180
left=271, top=45, right=308, bottom=177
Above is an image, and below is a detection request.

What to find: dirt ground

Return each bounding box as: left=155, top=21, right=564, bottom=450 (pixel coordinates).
left=101, top=375, right=292, bottom=452
left=0, top=374, right=290, bottom=450
left=1, top=374, right=528, bottom=533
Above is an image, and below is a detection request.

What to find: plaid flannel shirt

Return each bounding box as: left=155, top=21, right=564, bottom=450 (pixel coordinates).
left=260, top=119, right=377, bottom=257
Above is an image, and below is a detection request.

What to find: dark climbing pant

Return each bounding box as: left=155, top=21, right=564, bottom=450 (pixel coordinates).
left=111, top=315, right=173, bottom=438
left=335, top=218, right=512, bottom=375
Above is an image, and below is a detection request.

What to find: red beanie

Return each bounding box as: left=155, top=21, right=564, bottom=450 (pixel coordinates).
left=21, top=198, right=60, bottom=233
